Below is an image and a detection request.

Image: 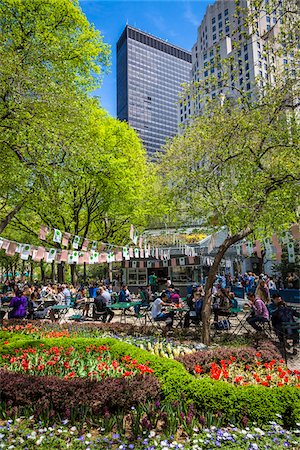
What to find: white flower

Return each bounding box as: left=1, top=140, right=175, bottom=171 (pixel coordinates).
left=254, top=427, right=264, bottom=435
left=0, top=435, right=4, bottom=440
left=70, top=426, right=77, bottom=432
left=149, top=430, right=156, bottom=438
left=57, top=429, right=63, bottom=434
left=246, top=433, right=254, bottom=439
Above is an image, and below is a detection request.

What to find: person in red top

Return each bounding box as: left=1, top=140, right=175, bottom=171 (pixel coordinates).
left=246, top=292, right=269, bottom=331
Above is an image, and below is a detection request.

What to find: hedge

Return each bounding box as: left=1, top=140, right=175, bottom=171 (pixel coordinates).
left=1, top=336, right=299, bottom=427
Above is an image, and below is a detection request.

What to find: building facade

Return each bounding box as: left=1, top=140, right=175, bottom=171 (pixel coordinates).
left=180, top=0, right=292, bottom=125
left=117, top=25, right=192, bottom=158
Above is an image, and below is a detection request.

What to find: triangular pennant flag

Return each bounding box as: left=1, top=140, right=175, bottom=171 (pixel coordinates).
left=287, top=242, right=295, bottom=263
left=140, top=249, right=144, bottom=259
left=139, top=260, right=145, bottom=269
left=179, top=257, right=185, bottom=266
left=130, top=224, right=134, bottom=241
left=81, top=239, right=89, bottom=251
left=72, top=250, right=79, bottom=263
left=20, top=244, right=31, bottom=260
left=98, top=253, right=107, bottom=263
left=93, top=251, right=99, bottom=262
left=35, top=247, right=45, bottom=262
left=154, top=261, right=160, bottom=268
left=38, top=225, right=48, bottom=241
left=162, top=260, right=168, bottom=267
left=15, top=243, right=22, bottom=254
left=188, top=256, right=195, bottom=265
left=155, top=248, right=159, bottom=259
left=123, top=247, right=130, bottom=261
left=129, top=247, right=134, bottom=258
left=2, top=239, right=10, bottom=250
left=60, top=250, right=68, bottom=262
left=291, top=223, right=300, bottom=240
left=246, top=241, right=253, bottom=255
left=47, top=248, right=57, bottom=263
left=171, top=258, right=177, bottom=267
left=236, top=244, right=241, bottom=256
left=242, top=243, right=248, bottom=256
left=132, top=260, right=137, bottom=269
left=255, top=240, right=262, bottom=258
left=107, top=251, right=115, bottom=263
left=147, top=260, right=152, bottom=268
left=115, top=251, right=123, bottom=262
left=72, top=235, right=80, bottom=249
left=78, top=253, right=85, bottom=265
left=62, top=232, right=71, bottom=247
left=68, top=252, right=74, bottom=265
left=0, top=238, right=4, bottom=249
left=151, top=247, right=155, bottom=258
left=53, top=229, right=62, bottom=243
left=6, top=242, right=17, bottom=257
left=91, top=241, right=98, bottom=251
left=134, top=248, right=139, bottom=259
left=139, top=236, right=143, bottom=249
left=133, top=232, right=138, bottom=246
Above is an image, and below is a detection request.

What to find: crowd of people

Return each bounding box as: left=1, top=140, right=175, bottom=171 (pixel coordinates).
left=0, top=273, right=299, bottom=354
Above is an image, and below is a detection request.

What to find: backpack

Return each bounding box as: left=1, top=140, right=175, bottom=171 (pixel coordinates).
left=214, top=319, right=231, bottom=330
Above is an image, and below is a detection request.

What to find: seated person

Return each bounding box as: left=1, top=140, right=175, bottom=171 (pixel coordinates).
left=151, top=292, right=174, bottom=328
left=8, top=290, right=27, bottom=319
left=213, top=288, right=233, bottom=323
left=94, top=287, right=114, bottom=323
left=75, top=288, right=90, bottom=316
left=168, top=285, right=180, bottom=305
left=118, top=284, right=131, bottom=303
left=246, top=292, right=269, bottom=331
left=134, top=286, right=150, bottom=314
left=27, top=293, right=49, bottom=319
left=271, top=295, right=300, bottom=355
left=184, top=291, right=203, bottom=328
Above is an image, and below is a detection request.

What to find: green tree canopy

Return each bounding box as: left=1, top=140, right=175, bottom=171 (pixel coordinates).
left=0, top=0, right=110, bottom=231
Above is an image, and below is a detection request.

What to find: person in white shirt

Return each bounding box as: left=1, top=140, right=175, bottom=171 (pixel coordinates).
left=151, top=292, right=174, bottom=328
left=101, top=286, right=112, bottom=306
left=62, top=284, right=71, bottom=306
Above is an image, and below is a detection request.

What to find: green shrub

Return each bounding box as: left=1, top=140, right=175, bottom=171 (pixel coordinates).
left=1, top=334, right=299, bottom=427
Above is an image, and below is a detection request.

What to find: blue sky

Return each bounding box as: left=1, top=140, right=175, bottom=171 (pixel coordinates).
left=79, top=0, right=213, bottom=117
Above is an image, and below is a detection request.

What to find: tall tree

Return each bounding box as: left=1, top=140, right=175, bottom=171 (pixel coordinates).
left=0, top=0, right=110, bottom=231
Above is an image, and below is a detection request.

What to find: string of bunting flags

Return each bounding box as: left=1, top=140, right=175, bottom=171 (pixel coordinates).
left=0, top=223, right=299, bottom=265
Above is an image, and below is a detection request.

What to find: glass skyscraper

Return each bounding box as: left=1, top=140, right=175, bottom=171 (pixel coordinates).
left=117, top=25, right=192, bottom=158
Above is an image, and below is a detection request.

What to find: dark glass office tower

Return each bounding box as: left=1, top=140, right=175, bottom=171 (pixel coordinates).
left=117, top=26, right=192, bottom=158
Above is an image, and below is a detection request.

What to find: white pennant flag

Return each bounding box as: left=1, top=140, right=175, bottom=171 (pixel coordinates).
left=134, top=248, right=139, bottom=258
left=287, top=242, right=295, bottom=263
left=72, top=235, right=80, bottom=249
left=123, top=247, right=130, bottom=260
left=53, top=229, right=62, bottom=243
left=133, top=232, right=138, bottom=246
left=21, top=244, right=31, bottom=260
left=91, top=241, right=98, bottom=251
left=107, top=251, right=115, bottom=263
left=46, top=248, right=57, bottom=263
left=72, top=250, right=79, bottom=263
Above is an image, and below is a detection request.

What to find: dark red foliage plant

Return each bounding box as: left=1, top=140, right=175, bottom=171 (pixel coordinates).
left=176, top=342, right=280, bottom=374
left=0, top=369, right=160, bottom=420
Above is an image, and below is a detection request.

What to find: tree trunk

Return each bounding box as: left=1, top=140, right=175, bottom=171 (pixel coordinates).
left=202, top=228, right=252, bottom=345
left=40, top=261, right=45, bottom=283
left=57, top=263, right=65, bottom=284
left=83, top=262, right=87, bottom=284
left=29, top=261, right=33, bottom=283
left=51, top=261, right=55, bottom=282
left=70, top=263, right=77, bottom=286
left=0, top=203, right=24, bottom=233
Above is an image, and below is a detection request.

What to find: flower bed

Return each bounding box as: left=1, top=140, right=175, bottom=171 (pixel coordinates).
left=194, top=355, right=300, bottom=388
left=1, top=344, right=153, bottom=380
left=1, top=331, right=300, bottom=429
left=0, top=418, right=299, bottom=449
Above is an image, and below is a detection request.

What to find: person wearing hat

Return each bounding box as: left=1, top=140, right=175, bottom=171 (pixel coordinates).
left=255, top=278, right=270, bottom=304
